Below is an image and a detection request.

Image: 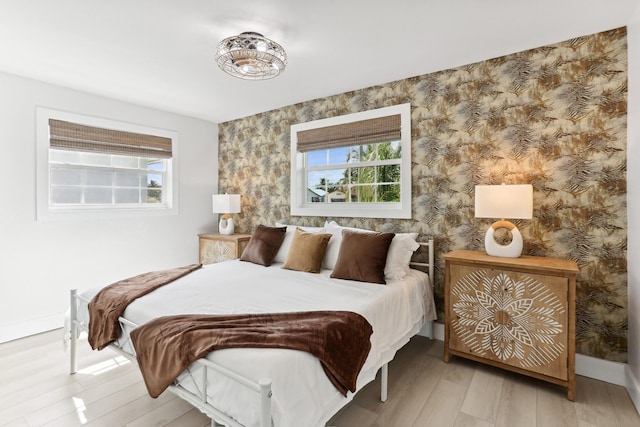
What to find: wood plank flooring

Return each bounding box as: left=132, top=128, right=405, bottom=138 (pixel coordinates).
left=1, top=329, right=638, bottom=426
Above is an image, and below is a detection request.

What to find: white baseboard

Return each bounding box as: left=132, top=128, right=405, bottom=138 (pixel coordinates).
left=433, top=322, right=444, bottom=341
left=0, top=312, right=63, bottom=344
left=576, top=353, right=627, bottom=386
left=419, top=322, right=628, bottom=388
left=626, top=366, right=640, bottom=415
left=417, top=321, right=444, bottom=340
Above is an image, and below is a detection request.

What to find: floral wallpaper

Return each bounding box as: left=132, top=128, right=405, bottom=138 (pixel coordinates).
left=218, top=28, right=628, bottom=362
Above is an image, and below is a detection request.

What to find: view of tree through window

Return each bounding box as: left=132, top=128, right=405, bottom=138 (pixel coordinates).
left=306, top=141, right=401, bottom=204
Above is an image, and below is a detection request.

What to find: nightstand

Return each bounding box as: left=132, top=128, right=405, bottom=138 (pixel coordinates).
left=198, top=233, right=251, bottom=265
left=444, top=250, right=579, bottom=400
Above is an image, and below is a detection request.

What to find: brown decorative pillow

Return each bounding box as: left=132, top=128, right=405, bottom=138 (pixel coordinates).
left=239, top=225, right=287, bottom=266
left=330, top=230, right=395, bottom=284
left=282, top=228, right=332, bottom=273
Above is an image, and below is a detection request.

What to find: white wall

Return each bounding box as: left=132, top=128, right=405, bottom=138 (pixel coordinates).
left=627, top=15, right=640, bottom=412
left=0, top=71, right=218, bottom=342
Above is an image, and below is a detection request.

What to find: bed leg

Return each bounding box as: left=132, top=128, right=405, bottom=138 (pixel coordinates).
left=70, top=289, right=78, bottom=375
left=259, top=378, right=272, bottom=427
left=380, top=363, right=388, bottom=402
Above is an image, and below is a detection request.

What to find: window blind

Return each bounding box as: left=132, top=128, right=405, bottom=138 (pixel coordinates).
left=296, top=114, right=401, bottom=153
left=48, top=119, right=172, bottom=159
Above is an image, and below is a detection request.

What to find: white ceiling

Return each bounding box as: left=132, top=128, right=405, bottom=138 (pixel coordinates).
left=0, top=0, right=638, bottom=123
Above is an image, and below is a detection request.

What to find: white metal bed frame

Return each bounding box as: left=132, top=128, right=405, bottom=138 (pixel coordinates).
left=68, top=239, right=434, bottom=427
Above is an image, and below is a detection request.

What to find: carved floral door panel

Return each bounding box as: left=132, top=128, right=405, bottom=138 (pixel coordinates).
left=201, top=240, right=236, bottom=264
left=448, top=265, right=568, bottom=380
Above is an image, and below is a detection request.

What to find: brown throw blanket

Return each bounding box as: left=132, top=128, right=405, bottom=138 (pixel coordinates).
left=88, top=264, right=202, bottom=350
left=129, top=311, right=373, bottom=398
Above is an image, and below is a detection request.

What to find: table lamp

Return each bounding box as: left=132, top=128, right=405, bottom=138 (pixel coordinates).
left=474, top=184, right=533, bottom=258
left=212, top=194, right=241, bottom=235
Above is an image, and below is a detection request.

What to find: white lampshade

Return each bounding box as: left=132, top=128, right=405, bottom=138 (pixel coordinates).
left=212, top=194, right=241, bottom=235
left=212, top=194, right=241, bottom=214
left=475, top=184, right=533, bottom=258
left=475, top=184, right=533, bottom=220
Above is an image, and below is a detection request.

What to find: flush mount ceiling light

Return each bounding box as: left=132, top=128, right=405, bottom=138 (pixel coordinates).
left=215, top=31, right=287, bottom=80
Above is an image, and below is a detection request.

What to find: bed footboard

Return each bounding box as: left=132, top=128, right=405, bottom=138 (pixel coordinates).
left=68, top=289, right=273, bottom=427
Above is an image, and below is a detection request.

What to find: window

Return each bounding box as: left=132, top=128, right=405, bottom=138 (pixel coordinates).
left=290, top=103, right=411, bottom=218
left=37, top=108, right=179, bottom=220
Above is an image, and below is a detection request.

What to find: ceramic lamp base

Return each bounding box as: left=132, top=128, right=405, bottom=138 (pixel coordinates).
left=484, top=220, right=523, bottom=258
left=219, top=215, right=235, bottom=235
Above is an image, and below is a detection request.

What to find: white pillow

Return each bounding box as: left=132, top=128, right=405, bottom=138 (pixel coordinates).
left=384, top=233, right=420, bottom=280
left=323, top=221, right=358, bottom=270
left=274, top=223, right=325, bottom=263
left=323, top=221, right=419, bottom=279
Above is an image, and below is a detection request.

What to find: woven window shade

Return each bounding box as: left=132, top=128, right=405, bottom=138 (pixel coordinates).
left=296, top=114, right=401, bottom=153
left=49, top=119, right=172, bottom=158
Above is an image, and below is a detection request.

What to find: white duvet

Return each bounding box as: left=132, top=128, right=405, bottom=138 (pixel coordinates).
left=77, top=260, right=436, bottom=427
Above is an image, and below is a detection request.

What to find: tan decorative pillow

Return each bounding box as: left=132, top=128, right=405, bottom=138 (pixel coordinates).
left=282, top=228, right=332, bottom=273
left=330, top=230, right=395, bottom=284
left=274, top=223, right=326, bottom=263
left=239, top=225, right=287, bottom=266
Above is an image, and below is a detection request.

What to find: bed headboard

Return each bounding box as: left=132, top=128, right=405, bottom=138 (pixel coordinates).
left=409, top=239, right=434, bottom=289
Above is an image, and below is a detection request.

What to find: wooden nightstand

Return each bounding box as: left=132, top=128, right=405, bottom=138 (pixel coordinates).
left=198, top=233, right=251, bottom=265
left=443, top=250, right=579, bottom=400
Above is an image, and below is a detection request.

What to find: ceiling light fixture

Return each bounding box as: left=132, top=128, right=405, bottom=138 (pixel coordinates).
left=215, top=31, right=287, bottom=80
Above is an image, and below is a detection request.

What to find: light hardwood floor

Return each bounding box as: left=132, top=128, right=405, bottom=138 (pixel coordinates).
left=1, top=330, right=638, bottom=426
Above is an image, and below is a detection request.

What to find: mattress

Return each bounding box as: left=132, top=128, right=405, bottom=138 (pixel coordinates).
left=76, top=259, right=436, bottom=426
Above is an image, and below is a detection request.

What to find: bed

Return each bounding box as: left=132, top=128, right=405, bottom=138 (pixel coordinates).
left=67, top=222, right=436, bottom=427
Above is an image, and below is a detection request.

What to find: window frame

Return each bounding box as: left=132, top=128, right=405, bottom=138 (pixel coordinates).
left=290, top=103, right=411, bottom=219
left=36, top=107, right=179, bottom=221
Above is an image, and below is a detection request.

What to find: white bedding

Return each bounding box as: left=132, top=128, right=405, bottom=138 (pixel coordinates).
left=77, top=259, right=436, bottom=427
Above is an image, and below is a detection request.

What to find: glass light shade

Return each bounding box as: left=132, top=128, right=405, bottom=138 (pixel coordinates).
left=215, top=32, right=287, bottom=80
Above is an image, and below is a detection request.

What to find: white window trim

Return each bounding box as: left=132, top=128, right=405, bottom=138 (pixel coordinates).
left=290, top=103, right=411, bottom=219
left=36, top=107, right=179, bottom=221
